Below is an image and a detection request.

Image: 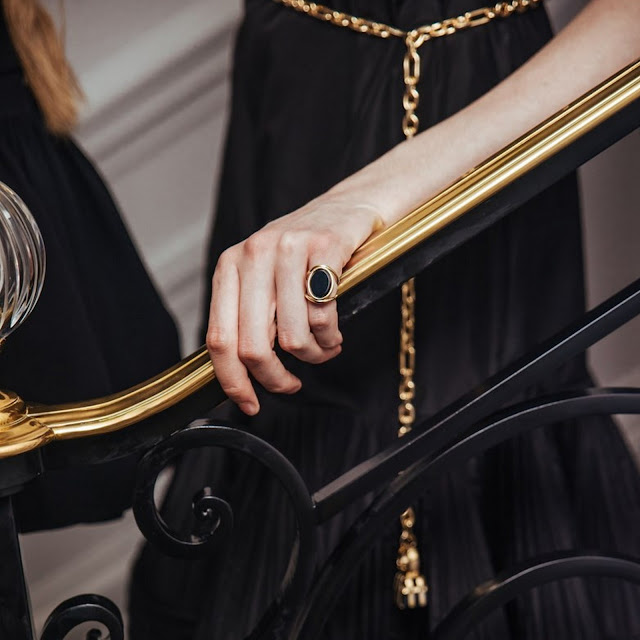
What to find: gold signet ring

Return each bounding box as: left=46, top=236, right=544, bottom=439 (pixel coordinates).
left=305, top=265, right=339, bottom=303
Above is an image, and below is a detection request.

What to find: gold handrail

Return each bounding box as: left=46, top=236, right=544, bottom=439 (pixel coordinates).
left=1, top=58, right=638, bottom=459
left=340, top=58, right=640, bottom=294
left=31, top=349, right=213, bottom=438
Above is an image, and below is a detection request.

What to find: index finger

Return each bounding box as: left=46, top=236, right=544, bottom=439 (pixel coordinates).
left=206, top=255, right=260, bottom=415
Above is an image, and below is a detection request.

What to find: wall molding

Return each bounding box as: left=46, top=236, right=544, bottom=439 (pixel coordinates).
left=72, top=4, right=240, bottom=341
left=77, top=3, right=238, bottom=167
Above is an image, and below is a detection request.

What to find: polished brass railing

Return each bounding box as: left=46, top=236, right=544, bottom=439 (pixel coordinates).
left=340, top=58, right=640, bottom=294
left=0, top=58, right=638, bottom=459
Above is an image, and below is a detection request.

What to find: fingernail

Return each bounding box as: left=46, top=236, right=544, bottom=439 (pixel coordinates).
left=239, top=401, right=259, bottom=416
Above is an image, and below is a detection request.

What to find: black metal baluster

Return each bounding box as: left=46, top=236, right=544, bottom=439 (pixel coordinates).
left=0, top=496, right=34, bottom=640
left=432, top=552, right=640, bottom=640
left=290, top=389, right=640, bottom=638
left=133, top=422, right=316, bottom=639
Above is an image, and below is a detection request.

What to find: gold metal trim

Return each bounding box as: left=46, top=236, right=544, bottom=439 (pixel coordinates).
left=0, top=390, right=54, bottom=457
left=0, top=59, right=637, bottom=459
left=30, top=348, right=214, bottom=439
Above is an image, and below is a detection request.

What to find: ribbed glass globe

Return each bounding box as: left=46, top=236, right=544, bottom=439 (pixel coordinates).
left=0, top=182, right=46, bottom=341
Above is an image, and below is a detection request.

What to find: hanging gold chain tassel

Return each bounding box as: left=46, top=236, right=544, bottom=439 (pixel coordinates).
left=274, top=0, right=543, bottom=611
left=393, top=34, right=428, bottom=607
left=394, top=506, right=428, bottom=609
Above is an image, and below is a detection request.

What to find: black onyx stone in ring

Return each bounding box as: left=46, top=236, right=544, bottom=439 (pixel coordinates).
left=305, top=265, right=339, bottom=303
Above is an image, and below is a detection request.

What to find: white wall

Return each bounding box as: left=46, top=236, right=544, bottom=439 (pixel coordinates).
left=18, top=0, right=639, bottom=636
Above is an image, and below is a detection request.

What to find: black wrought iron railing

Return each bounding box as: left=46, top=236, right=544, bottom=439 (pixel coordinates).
left=0, top=59, right=638, bottom=640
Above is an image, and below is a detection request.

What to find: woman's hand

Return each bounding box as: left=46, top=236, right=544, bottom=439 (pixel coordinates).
left=207, top=0, right=640, bottom=418
left=206, top=196, right=383, bottom=416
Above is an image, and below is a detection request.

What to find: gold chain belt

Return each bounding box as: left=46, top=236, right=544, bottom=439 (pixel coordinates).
left=274, top=0, right=542, bottom=610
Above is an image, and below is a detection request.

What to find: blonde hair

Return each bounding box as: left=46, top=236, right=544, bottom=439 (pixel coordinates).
left=3, top=0, right=83, bottom=135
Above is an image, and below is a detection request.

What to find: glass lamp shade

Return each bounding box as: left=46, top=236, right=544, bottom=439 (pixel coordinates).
left=0, top=182, right=45, bottom=341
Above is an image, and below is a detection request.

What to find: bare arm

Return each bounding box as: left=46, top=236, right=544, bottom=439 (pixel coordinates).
left=207, top=0, right=640, bottom=415
left=330, top=0, right=640, bottom=224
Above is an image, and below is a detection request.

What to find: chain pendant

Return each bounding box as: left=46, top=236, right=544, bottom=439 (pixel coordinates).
left=393, top=506, right=429, bottom=608
left=394, top=569, right=429, bottom=609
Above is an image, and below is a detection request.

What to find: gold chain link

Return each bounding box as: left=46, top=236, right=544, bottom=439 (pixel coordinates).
left=274, top=0, right=542, bottom=610
left=275, top=0, right=541, bottom=140
left=274, top=0, right=541, bottom=40
left=398, top=278, right=416, bottom=435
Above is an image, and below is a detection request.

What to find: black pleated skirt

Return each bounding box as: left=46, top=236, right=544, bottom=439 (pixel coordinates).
left=129, top=1, right=640, bottom=638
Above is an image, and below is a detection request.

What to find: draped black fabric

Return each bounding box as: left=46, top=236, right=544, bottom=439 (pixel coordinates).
left=0, top=4, right=181, bottom=531
left=129, top=1, right=640, bottom=638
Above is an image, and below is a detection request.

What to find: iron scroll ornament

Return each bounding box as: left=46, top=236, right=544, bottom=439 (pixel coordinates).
left=132, top=422, right=317, bottom=638
left=39, top=595, right=124, bottom=640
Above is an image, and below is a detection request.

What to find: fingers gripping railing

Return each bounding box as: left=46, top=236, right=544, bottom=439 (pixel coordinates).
left=0, top=59, right=637, bottom=459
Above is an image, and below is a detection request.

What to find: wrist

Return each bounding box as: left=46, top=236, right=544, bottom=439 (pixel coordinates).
left=325, top=178, right=397, bottom=233
left=325, top=139, right=426, bottom=228
left=319, top=190, right=385, bottom=230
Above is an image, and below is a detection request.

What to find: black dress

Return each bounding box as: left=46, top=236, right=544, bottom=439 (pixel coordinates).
left=129, top=1, right=640, bottom=638
left=0, top=5, right=180, bottom=531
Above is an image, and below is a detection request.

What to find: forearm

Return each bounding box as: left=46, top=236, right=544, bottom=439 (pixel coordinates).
left=208, top=0, right=639, bottom=408
left=328, top=0, right=640, bottom=225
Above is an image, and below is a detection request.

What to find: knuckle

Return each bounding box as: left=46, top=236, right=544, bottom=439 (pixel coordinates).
left=316, top=334, right=342, bottom=349
left=216, top=248, right=234, bottom=269
left=221, top=384, right=250, bottom=402
left=206, top=327, right=232, bottom=354
left=313, top=230, right=341, bottom=254
left=216, top=246, right=240, bottom=273
left=320, top=347, right=341, bottom=363
left=212, top=249, right=237, bottom=288
left=309, top=309, right=334, bottom=331
left=278, top=331, right=306, bottom=353
left=265, top=378, right=299, bottom=394
left=305, top=351, right=331, bottom=365
left=310, top=315, right=331, bottom=332
left=238, top=342, right=269, bottom=366
left=278, top=231, right=303, bottom=255
left=242, top=232, right=270, bottom=260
